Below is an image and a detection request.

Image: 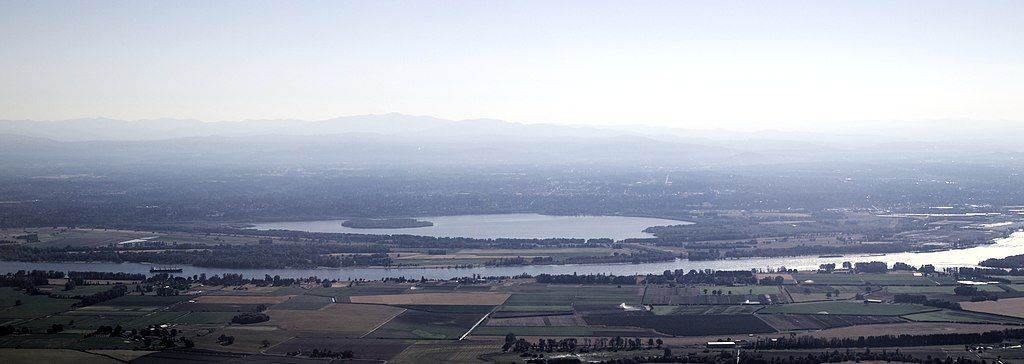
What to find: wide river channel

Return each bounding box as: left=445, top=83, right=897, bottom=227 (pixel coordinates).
left=1, top=231, right=1021, bottom=281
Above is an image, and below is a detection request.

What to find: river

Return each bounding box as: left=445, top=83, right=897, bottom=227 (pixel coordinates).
left=2, top=232, right=1021, bottom=281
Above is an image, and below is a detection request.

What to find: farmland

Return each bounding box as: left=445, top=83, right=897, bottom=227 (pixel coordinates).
left=3, top=264, right=1024, bottom=363
left=758, top=314, right=904, bottom=331
left=261, top=303, right=406, bottom=335
left=642, top=285, right=788, bottom=305
left=962, top=297, right=1024, bottom=318
left=583, top=314, right=776, bottom=336
left=368, top=310, right=483, bottom=339
left=758, top=301, right=936, bottom=316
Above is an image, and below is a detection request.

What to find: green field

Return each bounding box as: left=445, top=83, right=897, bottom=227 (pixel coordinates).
left=47, top=285, right=121, bottom=297
left=993, top=276, right=1024, bottom=284
left=759, top=301, right=935, bottom=316
left=503, top=293, right=574, bottom=306
left=0, top=288, right=79, bottom=319
left=271, top=294, right=332, bottom=310
left=307, top=285, right=410, bottom=300
left=173, top=311, right=238, bottom=325
left=368, top=310, right=483, bottom=339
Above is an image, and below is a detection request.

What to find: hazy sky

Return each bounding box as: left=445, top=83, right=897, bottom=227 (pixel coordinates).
left=1, top=1, right=1021, bottom=129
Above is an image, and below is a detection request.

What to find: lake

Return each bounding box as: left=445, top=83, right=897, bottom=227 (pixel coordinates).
left=248, top=213, right=690, bottom=240
left=3, top=231, right=1021, bottom=281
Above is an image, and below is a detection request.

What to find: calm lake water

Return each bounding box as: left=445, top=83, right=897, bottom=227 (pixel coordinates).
left=3, top=232, right=1022, bottom=281
left=248, top=213, right=690, bottom=240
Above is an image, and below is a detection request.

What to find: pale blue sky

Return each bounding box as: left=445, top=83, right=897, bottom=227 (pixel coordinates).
left=1, top=0, right=1021, bottom=129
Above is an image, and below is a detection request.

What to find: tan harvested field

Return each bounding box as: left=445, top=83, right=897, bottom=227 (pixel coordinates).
left=0, top=348, right=122, bottom=364
left=196, top=295, right=292, bottom=304
left=962, top=297, right=1024, bottom=318
left=262, top=303, right=406, bottom=335
left=349, top=292, right=511, bottom=305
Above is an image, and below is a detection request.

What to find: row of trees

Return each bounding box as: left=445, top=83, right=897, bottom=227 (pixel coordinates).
left=585, top=349, right=988, bottom=364
left=504, top=333, right=663, bottom=353
left=645, top=269, right=759, bottom=286
left=0, top=244, right=393, bottom=269
left=893, top=294, right=962, bottom=310
left=535, top=273, right=635, bottom=285
left=751, top=328, right=1024, bottom=349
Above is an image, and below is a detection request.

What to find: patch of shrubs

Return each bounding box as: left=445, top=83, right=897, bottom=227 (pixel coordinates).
left=231, top=312, right=269, bottom=324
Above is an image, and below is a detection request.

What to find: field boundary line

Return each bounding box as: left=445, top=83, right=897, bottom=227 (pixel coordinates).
left=259, top=335, right=296, bottom=355
left=360, top=308, right=406, bottom=338
left=460, top=306, right=499, bottom=341
left=79, top=349, right=129, bottom=363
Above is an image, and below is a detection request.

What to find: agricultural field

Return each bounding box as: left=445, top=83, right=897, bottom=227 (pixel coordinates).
left=261, top=303, right=406, bottom=336
left=6, top=268, right=1024, bottom=363
left=785, top=285, right=864, bottom=302
left=642, top=285, right=788, bottom=305
left=993, top=276, right=1024, bottom=284
left=391, top=339, right=499, bottom=364
left=583, top=313, right=776, bottom=336
left=759, top=300, right=936, bottom=316
left=367, top=310, right=483, bottom=339
left=902, top=309, right=1024, bottom=324
left=792, top=273, right=957, bottom=286
left=961, top=297, right=1024, bottom=318
left=497, top=305, right=573, bottom=312
left=471, top=325, right=655, bottom=337
left=0, top=288, right=79, bottom=320
left=651, top=304, right=763, bottom=315
left=269, top=294, right=332, bottom=310
left=486, top=313, right=586, bottom=327
left=0, top=348, right=128, bottom=363
left=758, top=313, right=904, bottom=331
left=269, top=337, right=413, bottom=361
left=348, top=292, right=510, bottom=305
left=884, top=285, right=1004, bottom=294
left=496, top=284, right=644, bottom=314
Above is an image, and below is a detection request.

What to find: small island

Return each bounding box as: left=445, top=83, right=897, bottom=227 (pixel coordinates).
left=341, top=218, right=434, bottom=229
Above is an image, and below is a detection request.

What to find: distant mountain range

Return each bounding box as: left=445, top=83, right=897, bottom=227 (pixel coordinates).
left=0, top=114, right=1021, bottom=168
